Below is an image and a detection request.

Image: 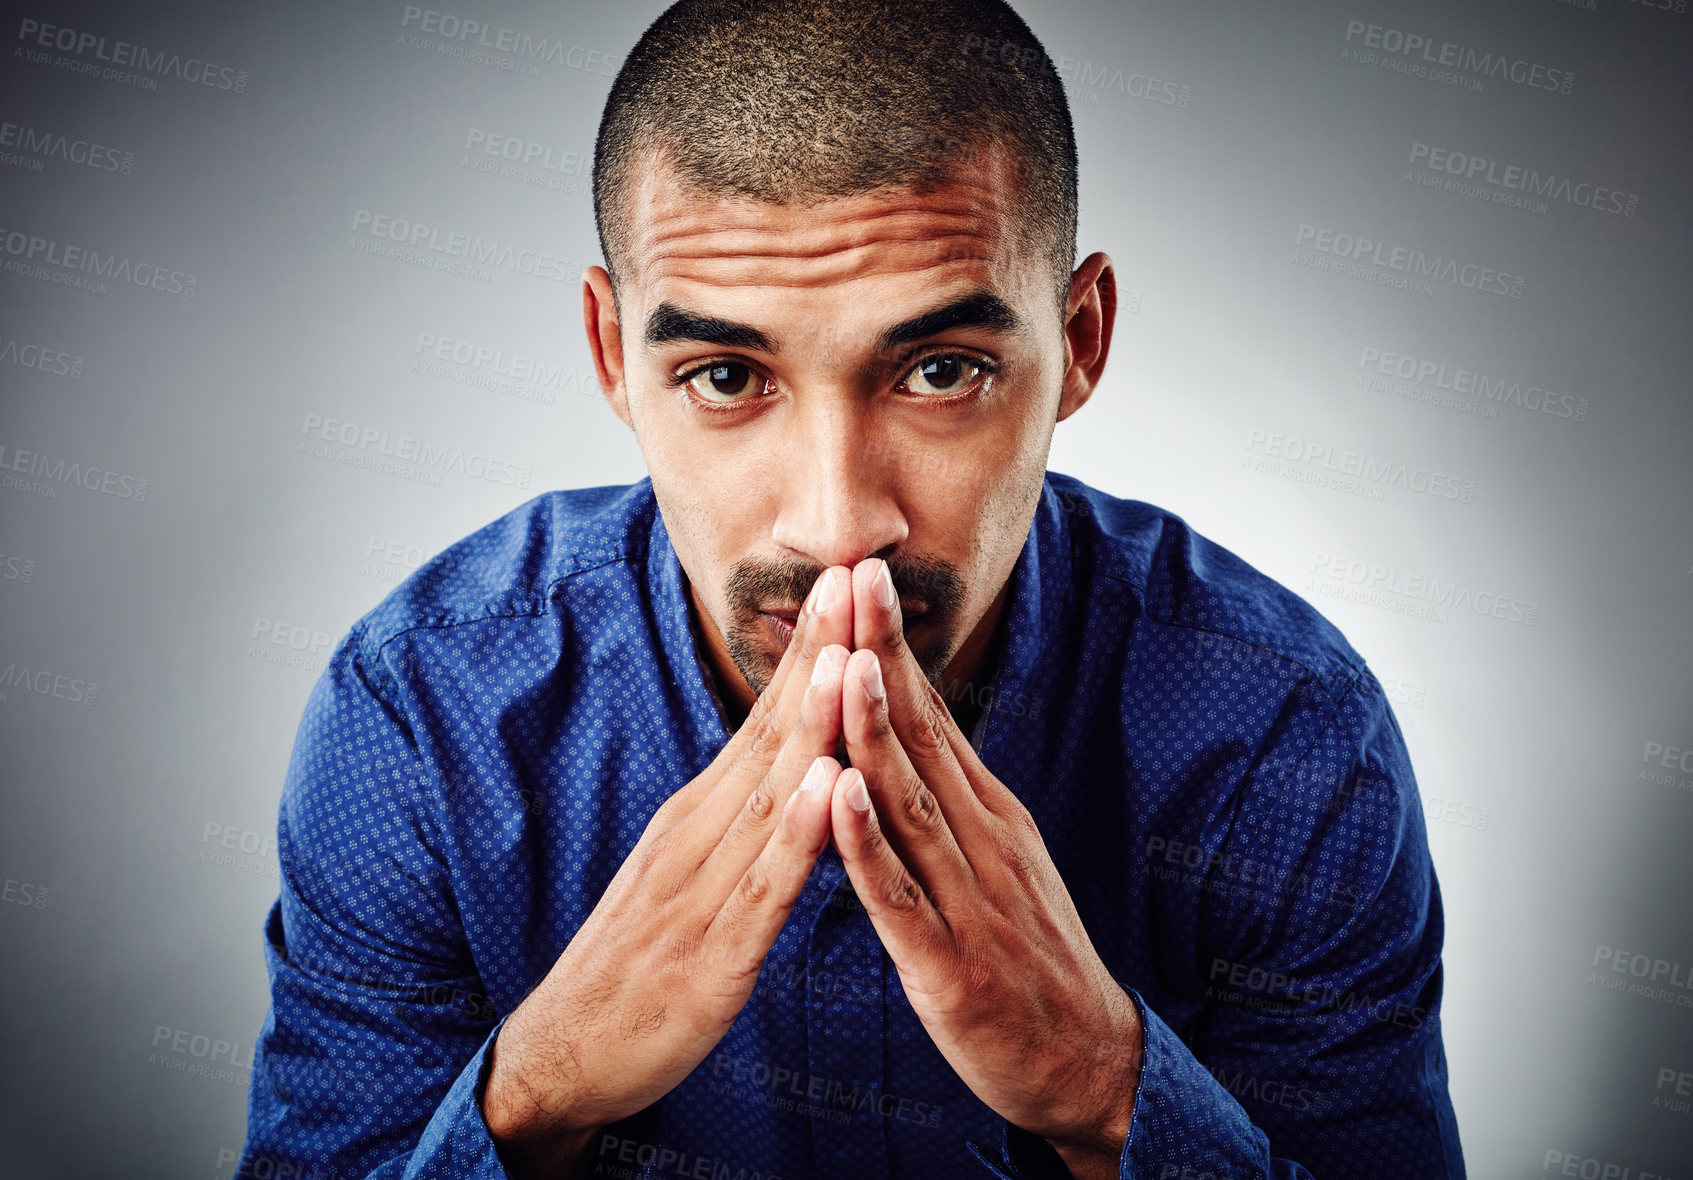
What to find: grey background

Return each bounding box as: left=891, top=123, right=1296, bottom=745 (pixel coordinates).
left=2, top=0, right=1690, bottom=1175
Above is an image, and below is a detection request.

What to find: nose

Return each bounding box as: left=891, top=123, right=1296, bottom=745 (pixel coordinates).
left=768, top=393, right=908, bottom=571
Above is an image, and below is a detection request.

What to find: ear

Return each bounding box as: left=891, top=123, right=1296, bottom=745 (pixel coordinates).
left=1055, top=252, right=1116, bottom=424
left=583, top=265, right=633, bottom=430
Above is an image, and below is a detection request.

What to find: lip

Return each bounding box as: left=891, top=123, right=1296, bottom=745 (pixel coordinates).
left=761, top=611, right=797, bottom=647
left=760, top=604, right=929, bottom=647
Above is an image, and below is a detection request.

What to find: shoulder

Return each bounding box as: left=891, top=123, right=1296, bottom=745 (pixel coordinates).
left=348, top=478, right=658, bottom=669
left=1047, top=471, right=1366, bottom=709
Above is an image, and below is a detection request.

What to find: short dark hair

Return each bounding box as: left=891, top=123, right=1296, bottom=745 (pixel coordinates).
left=592, top=0, right=1079, bottom=318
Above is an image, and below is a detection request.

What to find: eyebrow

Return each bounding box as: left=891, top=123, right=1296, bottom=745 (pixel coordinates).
left=641, top=289, right=1022, bottom=356
left=644, top=302, right=775, bottom=351
left=876, top=290, right=1021, bottom=354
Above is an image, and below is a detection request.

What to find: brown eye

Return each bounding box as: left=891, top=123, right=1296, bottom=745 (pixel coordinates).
left=905, top=354, right=984, bottom=397
left=686, top=362, right=762, bottom=403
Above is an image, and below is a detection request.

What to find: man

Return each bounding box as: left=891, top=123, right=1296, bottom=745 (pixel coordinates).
left=240, top=0, right=1465, bottom=1176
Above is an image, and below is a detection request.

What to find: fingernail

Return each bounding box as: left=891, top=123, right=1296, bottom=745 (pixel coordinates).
left=813, top=568, right=837, bottom=616
left=845, top=773, right=870, bottom=811
left=801, top=756, right=831, bottom=791
left=861, top=657, right=884, bottom=701
left=873, top=562, right=897, bottom=610
left=810, top=646, right=836, bottom=686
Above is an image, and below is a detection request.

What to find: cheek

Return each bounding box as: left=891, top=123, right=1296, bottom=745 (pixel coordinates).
left=638, top=393, right=772, bottom=496
left=647, top=475, right=721, bottom=594
left=936, top=428, right=1044, bottom=525
left=901, top=467, right=1024, bottom=594
left=948, top=439, right=1049, bottom=586
left=649, top=466, right=772, bottom=602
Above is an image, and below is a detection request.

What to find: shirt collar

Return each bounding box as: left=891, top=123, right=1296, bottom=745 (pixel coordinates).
left=644, top=484, right=735, bottom=775
left=972, top=475, right=1073, bottom=765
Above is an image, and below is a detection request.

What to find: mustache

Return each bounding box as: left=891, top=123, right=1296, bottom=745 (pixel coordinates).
left=723, top=552, right=965, bottom=619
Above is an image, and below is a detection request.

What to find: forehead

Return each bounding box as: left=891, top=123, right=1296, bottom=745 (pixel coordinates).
left=619, top=148, right=1046, bottom=315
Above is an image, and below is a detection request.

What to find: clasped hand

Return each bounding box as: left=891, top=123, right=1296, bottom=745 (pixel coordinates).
left=484, top=560, right=1141, bottom=1179
left=825, top=560, right=1142, bottom=1175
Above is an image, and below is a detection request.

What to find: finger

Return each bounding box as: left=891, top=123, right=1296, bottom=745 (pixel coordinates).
left=839, top=647, right=978, bottom=901
left=673, top=557, right=852, bottom=848
left=920, top=671, right=1027, bottom=821
left=715, top=563, right=842, bottom=764
left=691, top=640, right=849, bottom=899
left=849, top=558, right=993, bottom=843
left=709, top=563, right=853, bottom=792
left=853, top=558, right=1009, bottom=819
left=828, top=767, right=952, bottom=976
left=736, top=562, right=855, bottom=765
left=648, top=564, right=852, bottom=834
left=765, top=563, right=855, bottom=713
left=700, top=753, right=841, bottom=995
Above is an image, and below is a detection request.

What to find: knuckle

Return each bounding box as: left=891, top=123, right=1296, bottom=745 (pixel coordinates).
left=1006, top=800, right=1041, bottom=839
left=743, top=776, right=778, bottom=824
left=699, top=940, right=739, bottom=978
left=923, top=678, right=950, bottom=713
left=662, top=931, right=701, bottom=972
left=875, top=628, right=905, bottom=660
left=991, top=824, right=1034, bottom=879
left=636, top=828, right=676, bottom=874
left=747, top=709, right=785, bottom=760
left=878, top=872, right=923, bottom=913
left=911, top=705, right=950, bottom=761
left=647, top=793, right=689, bottom=831
left=866, top=694, right=896, bottom=740
left=900, top=779, right=943, bottom=832
left=736, top=861, right=773, bottom=907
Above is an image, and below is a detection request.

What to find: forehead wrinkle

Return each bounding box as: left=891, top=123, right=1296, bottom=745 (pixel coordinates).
left=637, top=208, right=1007, bottom=269
left=629, top=154, right=1014, bottom=224
left=613, top=141, right=1047, bottom=290
left=644, top=190, right=1005, bottom=234
left=642, top=241, right=1005, bottom=290
left=626, top=167, right=1017, bottom=279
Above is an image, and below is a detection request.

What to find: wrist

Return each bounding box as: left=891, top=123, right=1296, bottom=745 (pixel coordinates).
left=484, top=1031, right=602, bottom=1179
left=482, top=1005, right=596, bottom=1146
left=1043, top=996, right=1142, bottom=1177
left=1046, top=1111, right=1132, bottom=1180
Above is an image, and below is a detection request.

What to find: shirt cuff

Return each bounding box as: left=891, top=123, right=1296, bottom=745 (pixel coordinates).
left=1120, top=987, right=1273, bottom=1179
left=398, top=1013, right=516, bottom=1178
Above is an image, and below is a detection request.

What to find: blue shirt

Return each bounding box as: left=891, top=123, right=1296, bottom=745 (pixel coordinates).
left=240, top=471, right=1465, bottom=1179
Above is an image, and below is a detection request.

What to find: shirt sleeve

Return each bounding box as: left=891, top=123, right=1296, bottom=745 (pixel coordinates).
left=236, top=626, right=522, bottom=1178
left=966, top=667, right=1465, bottom=1180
